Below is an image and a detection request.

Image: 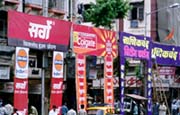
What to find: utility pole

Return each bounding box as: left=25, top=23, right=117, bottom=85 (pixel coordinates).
left=42, top=0, right=48, bottom=115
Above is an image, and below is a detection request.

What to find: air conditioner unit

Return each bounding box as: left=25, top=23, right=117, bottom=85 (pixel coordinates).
left=29, top=68, right=42, bottom=78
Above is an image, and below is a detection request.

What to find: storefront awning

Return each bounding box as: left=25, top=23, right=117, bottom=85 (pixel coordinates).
left=126, top=94, right=147, bottom=100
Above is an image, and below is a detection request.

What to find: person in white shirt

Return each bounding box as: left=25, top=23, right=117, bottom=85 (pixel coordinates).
left=78, top=105, right=87, bottom=115
left=49, top=105, right=58, bottom=115
left=67, top=106, right=76, bottom=115
left=159, top=101, right=167, bottom=115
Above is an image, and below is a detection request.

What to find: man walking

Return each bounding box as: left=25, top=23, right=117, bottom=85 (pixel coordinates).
left=78, top=105, right=87, bottom=115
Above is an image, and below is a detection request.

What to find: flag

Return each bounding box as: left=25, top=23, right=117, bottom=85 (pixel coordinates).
left=164, top=27, right=174, bottom=41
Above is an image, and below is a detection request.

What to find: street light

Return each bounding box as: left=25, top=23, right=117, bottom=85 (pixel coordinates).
left=144, top=2, right=180, bottom=38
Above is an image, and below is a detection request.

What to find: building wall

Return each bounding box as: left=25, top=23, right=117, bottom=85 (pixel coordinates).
left=123, top=0, right=151, bottom=37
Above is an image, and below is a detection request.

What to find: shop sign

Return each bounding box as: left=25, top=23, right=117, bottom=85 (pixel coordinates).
left=73, top=24, right=117, bottom=57
left=0, top=66, right=10, bottom=80
left=8, top=10, right=71, bottom=51
left=158, top=67, right=175, bottom=75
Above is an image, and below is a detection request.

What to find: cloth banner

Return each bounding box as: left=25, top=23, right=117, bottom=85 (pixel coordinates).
left=75, top=54, right=87, bottom=110
left=152, top=42, right=180, bottom=66
left=73, top=24, right=118, bottom=57
left=14, top=47, right=29, bottom=115
left=104, top=54, right=114, bottom=106
left=119, top=32, right=152, bottom=115
left=49, top=51, right=64, bottom=114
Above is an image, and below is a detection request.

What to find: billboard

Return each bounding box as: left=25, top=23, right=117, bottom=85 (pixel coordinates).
left=8, top=10, right=71, bottom=51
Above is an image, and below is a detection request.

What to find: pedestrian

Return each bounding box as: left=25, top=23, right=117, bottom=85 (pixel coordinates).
left=78, top=105, right=87, bottom=115
left=12, top=108, right=19, bottom=115
left=30, top=105, right=38, bottom=115
left=171, top=99, right=178, bottom=115
left=153, top=101, right=159, bottom=115
left=67, top=106, right=76, bottom=115
left=133, top=101, right=138, bottom=115
left=159, top=101, right=167, bottom=115
left=61, top=102, right=68, bottom=115
left=49, top=105, right=58, bottom=115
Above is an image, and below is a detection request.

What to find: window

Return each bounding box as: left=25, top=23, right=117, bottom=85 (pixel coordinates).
left=0, top=19, right=7, bottom=38
left=129, top=2, right=144, bottom=20
left=49, top=0, right=65, bottom=11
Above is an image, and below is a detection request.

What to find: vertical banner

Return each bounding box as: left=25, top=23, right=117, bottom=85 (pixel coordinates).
left=104, top=54, right=114, bottom=105
left=147, top=61, right=152, bottom=115
left=120, top=57, right=125, bottom=115
left=50, top=51, right=64, bottom=114
left=75, top=54, right=87, bottom=110
left=14, top=47, right=29, bottom=115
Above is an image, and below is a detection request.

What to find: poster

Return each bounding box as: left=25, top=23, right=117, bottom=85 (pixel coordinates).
left=14, top=47, right=29, bottom=115
left=49, top=51, right=64, bottom=114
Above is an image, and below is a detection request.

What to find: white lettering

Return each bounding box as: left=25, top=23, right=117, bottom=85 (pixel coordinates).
left=28, top=20, right=53, bottom=40
left=16, top=81, right=27, bottom=89
left=77, top=38, right=95, bottom=48
left=77, top=59, right=85, bottom=65
left=78, top=66, right=85, bottom=71
left=53, top=82, right=63, bottom=89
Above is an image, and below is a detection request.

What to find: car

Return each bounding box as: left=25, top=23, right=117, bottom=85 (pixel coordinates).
left=87, top=106, right=115, bottom=115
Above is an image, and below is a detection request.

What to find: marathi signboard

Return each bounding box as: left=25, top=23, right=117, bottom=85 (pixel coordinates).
left=119, top=32, right=151, bottom=60
left=119, top=32, right=152, bottom=115
left=75, top=54, right=87, bottom=110
left=8, top=10, right=71, bottom=51
left=152, top=42, right=180, bottom=66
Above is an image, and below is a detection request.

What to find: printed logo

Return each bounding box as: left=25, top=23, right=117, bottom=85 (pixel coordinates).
left=28, top=20, right=53, bottom=40
left=73, top=32, right=97, bottom=49
left=54, top=54, right=63, bottom=71
left=17, top=49, right=28, bottom=68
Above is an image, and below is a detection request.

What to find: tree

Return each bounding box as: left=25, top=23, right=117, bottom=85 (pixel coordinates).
left=83, top=0, right=131, bottom=29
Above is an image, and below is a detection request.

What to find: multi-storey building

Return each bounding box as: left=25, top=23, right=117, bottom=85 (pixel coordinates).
left=120, top=0, right=180, bottom=101
left=0, top=0, right=69, bottom=114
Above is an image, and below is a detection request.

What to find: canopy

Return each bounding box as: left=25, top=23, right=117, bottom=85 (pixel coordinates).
left=125, top=94, right=147, bottom=100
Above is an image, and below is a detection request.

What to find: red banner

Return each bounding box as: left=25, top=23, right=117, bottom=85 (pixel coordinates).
left=104, top=54, right=114, bottom=106
left=73, top=24, right=118, bottom=57
left=50, top=51, right=64, bottom=114
left=14, top=47, right=29, bottom=115
left=75, top=54, right=87, bottom=110
left=8, top=10, right=71, bottom=51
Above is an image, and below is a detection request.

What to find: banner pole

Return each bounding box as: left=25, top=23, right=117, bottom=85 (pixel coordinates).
left=42, top=0, right=48, bottom=115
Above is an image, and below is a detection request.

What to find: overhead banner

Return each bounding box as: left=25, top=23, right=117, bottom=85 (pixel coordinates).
left=75, top=54, right=87, bottom=110
left=14, top=47, right=29, bottom=115
left=119, top=32, right=152, bottom=115
left=104, top=54, right=114, bottom=105
left=152, top=42, right=180, bottom=66
left=119, top=32, right=151, bottom=60
left=8, top=10, right=71, bottom=51
left=73, top=24, right=118, bottom=57
left=50, top=51, right=64, bottom=114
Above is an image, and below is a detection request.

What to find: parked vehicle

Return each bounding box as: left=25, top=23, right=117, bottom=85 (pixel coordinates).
left=87, top=106, right=115, bottom=115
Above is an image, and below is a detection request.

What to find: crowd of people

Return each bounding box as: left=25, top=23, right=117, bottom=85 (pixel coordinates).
left=48, top=103, right=87, bottom=115
left=153, top=98, right=180, bottom=115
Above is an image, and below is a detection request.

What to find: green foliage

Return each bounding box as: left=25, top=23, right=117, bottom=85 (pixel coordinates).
left=83, top=0, right=131, bottom=29
left=135, top=65, right=141, bottom=78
